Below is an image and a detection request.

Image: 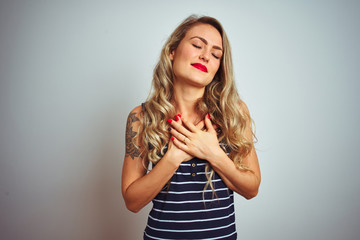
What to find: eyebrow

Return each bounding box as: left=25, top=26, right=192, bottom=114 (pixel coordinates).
left=190, top=36, right=223, bottom=51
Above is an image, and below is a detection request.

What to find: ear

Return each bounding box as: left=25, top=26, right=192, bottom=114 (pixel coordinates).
left=169, top=50, right=175, bottom=61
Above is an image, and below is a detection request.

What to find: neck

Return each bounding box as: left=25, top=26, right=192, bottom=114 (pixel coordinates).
left=172, top=80, right=205, bottom=123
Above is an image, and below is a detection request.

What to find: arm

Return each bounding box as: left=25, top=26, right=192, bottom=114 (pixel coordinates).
left=208, top=102, right=260, bottom=199
left=121, top=107, right=192, bottom=213
left=207, top=134, right=260, bottom=199
left=121, top=151, right=179, bottom=213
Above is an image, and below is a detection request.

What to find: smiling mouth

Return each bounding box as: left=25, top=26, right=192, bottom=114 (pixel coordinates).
left=191, top=63, right=208, bottom=73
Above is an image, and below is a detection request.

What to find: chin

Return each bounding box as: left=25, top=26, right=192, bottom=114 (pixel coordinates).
left=188, top=79, right=212, bottom=88
left=174, top=73, right=213, bottom=88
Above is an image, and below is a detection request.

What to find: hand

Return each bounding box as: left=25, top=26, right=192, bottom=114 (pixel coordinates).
left=168, top=113, right=223, bottom=162
left=165, top=115, right=205, bottom=165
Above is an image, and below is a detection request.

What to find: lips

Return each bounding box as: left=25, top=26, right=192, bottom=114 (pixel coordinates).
left=191, top=63, right=208, bottom=73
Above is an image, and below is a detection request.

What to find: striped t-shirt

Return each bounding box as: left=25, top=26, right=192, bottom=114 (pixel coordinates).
left=143, top=150, right=237, bottom=239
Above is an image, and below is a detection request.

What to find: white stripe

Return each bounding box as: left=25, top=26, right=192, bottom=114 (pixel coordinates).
left=180, top=163, right=207, bottom=166
left=153, top=194, right=233, bottom=204
left=152, top=202, right=234, bottom=213
left=146, top=221, right=235, bottom=233
left=149, top=211, right=235, bottom=223
left=174, top=171, right=207, bottom=175
left=143, top=232, right=169, bottom=240
left=160, top=187, right=229, bottom=195
left=169, top=178, right=222, bottom=185
left=144, top=230, right=236, bottom=240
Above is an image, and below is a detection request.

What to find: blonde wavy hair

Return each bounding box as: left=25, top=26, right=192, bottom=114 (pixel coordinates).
left=138, top=15, right=255, bottom=194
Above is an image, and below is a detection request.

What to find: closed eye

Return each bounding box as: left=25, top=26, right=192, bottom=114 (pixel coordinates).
left=212, top=54, right=220, bottom=59
left=192, top=44, right=201, bottom=49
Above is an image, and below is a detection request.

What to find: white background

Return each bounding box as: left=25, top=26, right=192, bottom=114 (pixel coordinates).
left=1, top=0, right=359, bottom=239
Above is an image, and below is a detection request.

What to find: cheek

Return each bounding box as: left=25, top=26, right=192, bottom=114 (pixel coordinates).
left=210, top=62, right=221, bottom=75
left=177, top=45, right=196, bottom=60
left=173, top=51, right=193, bottom=72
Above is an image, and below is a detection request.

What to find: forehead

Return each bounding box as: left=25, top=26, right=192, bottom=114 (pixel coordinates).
left=185, top=23, right=223, bottom=47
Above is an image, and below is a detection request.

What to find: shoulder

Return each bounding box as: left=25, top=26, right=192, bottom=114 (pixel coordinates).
left=129, top=105, right=143, bottom=117
left=127, top=105, right=143, bottom=123
left=125, top=105, right=145, bottom=157
left=126, top=105, right=144, bottom=134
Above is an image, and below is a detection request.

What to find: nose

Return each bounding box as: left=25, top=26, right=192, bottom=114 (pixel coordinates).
left=199, top=50, right=210, bottom=62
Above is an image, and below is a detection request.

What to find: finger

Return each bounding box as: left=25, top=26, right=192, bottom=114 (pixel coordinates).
left=174, top=115, right=187, bottom=138
left=171, top=136, right=190, bottom=153
left=168, top=118, right=192, bottom=137
left=169, top=128, right=187, bottom=144
left=195, top=120, right=205, bottom=130
left=175, top=114, right=182, bottom=124
left=178, top=115, right=204, bottom=131
left=181, top=117, right=198, bottom=133
left=204, top=113, right=216, bottom=133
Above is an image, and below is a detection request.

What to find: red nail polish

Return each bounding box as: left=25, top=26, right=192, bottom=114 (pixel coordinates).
left=177, top=114, right=182, bottom=118
left=171, top=136, right=175, bottom=140
left=206, top=113, right=211, bottom=119
left=175, top=116, right=180, bottom=121
left=168, top=119, right=172, bottom=123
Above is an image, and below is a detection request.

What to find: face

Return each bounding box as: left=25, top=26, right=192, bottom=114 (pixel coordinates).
left=170, top=23, right=223, bottom=88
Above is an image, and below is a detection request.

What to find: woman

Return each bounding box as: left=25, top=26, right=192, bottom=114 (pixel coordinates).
left=122, top=15, right=261, bottom=239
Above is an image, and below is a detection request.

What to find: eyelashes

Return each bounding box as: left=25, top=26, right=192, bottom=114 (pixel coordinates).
left=192, top=44, right=221, bottom=59
left=212, top=54, right=220, bottom=59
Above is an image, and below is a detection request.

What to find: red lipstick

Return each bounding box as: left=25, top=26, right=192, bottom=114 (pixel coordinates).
left=191, top=63, right=208, bottom=73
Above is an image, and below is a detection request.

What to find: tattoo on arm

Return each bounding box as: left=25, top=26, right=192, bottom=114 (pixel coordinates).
left=125, top=112, right=141, bottom=160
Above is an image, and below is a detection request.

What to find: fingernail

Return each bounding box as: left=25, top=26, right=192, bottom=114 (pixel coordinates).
left=175, top=116, right=180, bottom=121
left=168, top=119, right=173, bottom=123
left=206, top=113, right=211, bottom=119
left=177, top=114, right=182, bottom=117
left=171, top=136, right=175, bottom=140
